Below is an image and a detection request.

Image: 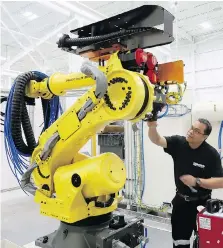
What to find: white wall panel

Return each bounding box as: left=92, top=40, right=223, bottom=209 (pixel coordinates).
left=196, top=35, right=223, bottom=53
left=195, top=86, right=223, bottom=102
left=171, top=46, right=193, bottom=73
left=184, top=72, right=194, bottom=88
left=195, top=68, right=223, bottom=87
left=180, top=88, right=193, bottom=107
left=142, top=115, right=191, bottom=207
left=195, top=50, right=223, bottom=71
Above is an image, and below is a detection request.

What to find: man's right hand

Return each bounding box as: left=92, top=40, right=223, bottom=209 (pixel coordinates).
left=144, top=102, right=166, bottom=122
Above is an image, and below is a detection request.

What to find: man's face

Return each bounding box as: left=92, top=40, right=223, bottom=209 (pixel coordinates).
left=186, top=120, right=208, bottom=144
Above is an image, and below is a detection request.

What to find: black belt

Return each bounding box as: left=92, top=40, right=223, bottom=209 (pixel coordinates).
left=177, top=192, right=211, bottom=202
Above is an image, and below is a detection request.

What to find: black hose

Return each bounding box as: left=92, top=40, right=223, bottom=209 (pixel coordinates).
left=11, top=72, right=44, bottom=155
left=58, top=27, right=151, bottom=48
left=41, top=98, right=51, bottom=133
left=1, top=96, right=7, bottom=103
left=1, top=96, right=7, bottom=118
left=21, top=100, right=36, bottom=152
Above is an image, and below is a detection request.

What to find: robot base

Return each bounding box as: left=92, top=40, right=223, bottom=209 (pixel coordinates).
left=35, top=213, right=146, bottom=248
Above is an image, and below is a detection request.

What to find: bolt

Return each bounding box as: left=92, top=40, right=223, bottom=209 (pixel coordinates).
left=42, top=236, right=48, bottom=244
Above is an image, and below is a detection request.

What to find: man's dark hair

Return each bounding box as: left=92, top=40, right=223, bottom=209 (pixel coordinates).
left=198, top=118, right=212, bottom=135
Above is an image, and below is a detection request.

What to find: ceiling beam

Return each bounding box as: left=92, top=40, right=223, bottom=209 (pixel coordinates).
left=2, top=3, right=56, bottom=72
left=177, top=27, right=194, bottom=43
left=1, top=27, right=55, bottom=45
left=37, top=1, right=70, bottom=16
left=1, top=20, right=44, bottom=70
left=2, top=16, right=78, bottom=70
left=195, top=30, right=223, bottom=45
left=75, top=1, right=107, bottom=19
left=55, top=1, right=102, bottom=23
left=171, top=2, right=194, bottom=44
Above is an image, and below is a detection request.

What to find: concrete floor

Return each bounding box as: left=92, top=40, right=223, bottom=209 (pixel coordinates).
left=1, top=189, right=58, bottom=246
left=1, top=189, right=173, bottom=247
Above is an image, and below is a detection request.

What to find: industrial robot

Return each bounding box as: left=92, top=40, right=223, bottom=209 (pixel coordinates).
left=7, top=5, right=185, bottom=248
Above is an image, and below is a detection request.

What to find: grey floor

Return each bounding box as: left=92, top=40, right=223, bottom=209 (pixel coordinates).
left=1, top=189, right=173, bottom=247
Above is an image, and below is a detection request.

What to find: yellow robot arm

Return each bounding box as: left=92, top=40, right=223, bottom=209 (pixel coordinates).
left=21, top=53, right=155, bottom=223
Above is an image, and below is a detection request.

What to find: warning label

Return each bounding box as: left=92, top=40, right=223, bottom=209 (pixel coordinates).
left=199, top=217, right=211, bottom=230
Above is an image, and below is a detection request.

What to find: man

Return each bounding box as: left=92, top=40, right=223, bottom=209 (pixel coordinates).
left=147, top=118, right=223, bottom=248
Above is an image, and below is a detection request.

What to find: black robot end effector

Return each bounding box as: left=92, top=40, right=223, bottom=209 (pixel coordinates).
left=57, top=34, right=70, bottom=48
left=144, top=102, right=165, bottom=122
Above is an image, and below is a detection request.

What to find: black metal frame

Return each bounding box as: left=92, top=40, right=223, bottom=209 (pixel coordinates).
left=58, top=5, right=175, bottom=56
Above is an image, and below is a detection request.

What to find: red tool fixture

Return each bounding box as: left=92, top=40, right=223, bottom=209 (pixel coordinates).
left=197, top=203, right=223, bottom=248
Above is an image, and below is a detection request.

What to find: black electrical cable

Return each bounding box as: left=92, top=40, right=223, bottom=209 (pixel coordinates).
left=10, top=72, right=48, bottom=156
left=1, top=96, right=7, bottom=117
left=58, top=27, right=152, bottom=48
left=1, top=96, right=7, bottom=103
left=41, top=98, right=51, bottom=133
left=95, top=194, right=115, bottom=208
left=11, top=72, right=36, bottom=155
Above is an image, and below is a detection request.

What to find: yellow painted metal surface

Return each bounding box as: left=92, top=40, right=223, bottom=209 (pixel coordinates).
left=25, top=52, right=184, bottom=224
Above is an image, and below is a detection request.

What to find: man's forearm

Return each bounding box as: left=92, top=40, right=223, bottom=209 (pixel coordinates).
left=200, top=177, right=223, bottom=189
left=148, top=123, right=160, bottom=144
left=147, top=122, right=167, bottom=148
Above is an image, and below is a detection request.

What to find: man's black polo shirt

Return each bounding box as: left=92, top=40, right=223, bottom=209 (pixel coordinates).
left=164, top=135, right=223, bottom=196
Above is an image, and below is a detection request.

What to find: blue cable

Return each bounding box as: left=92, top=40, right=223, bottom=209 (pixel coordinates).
left=141, top=120, right=145, bottom=199
left=218, top=121, right=222, bottom=151
left=218, top=121, right=223, bottom=159
left=133, top=130, right=137, bottom=200
left=143, top=227, right=148, bottom=248
left=4, top=71, right=61, bottom=190
left=158, top=104, right=169, bottom=119
left=141, top=227, right=148, bottom=248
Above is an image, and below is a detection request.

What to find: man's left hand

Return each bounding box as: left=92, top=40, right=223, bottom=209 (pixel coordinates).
left=180, top=175, right=196, bottom=187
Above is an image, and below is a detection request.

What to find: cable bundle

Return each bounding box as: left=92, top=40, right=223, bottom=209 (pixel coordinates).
left=58, top=27, right=152, bottom=48
left=140, top=120, right=146, bottom=198
left=0, top=96, right=7, bottom=133
left=4, top=71, right=62, bottom=187
left=158, top=104, right=169, bottom=119
left=132, top=121, right=146, bottom=204
left=157, top=104, right=191, bottom=118
left=218, top=121, right=223, bottom=160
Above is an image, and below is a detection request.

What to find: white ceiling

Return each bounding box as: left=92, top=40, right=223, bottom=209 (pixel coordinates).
left=1, top=1, right=223, bottom=85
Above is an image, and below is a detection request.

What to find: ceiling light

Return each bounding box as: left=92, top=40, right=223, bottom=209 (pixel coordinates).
left=28, top=14, right=38, bottom=21
left=213, top=7, right=222, bottom=12
left=22, top=11, right=33, bottom=17
left=200, top=22, right=211, bottom=29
